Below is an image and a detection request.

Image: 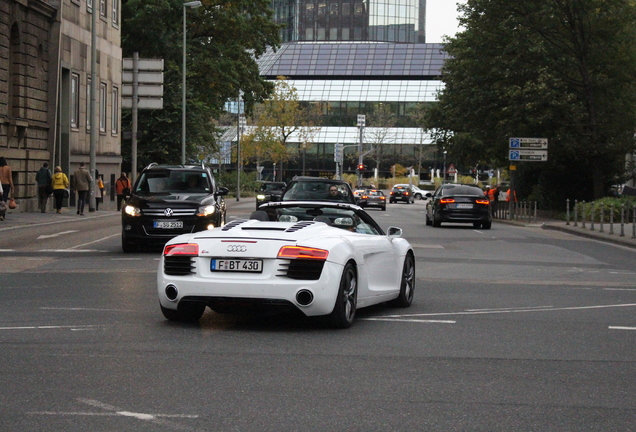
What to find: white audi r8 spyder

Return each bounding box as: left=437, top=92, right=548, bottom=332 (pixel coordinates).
left=157, top=201, right=415, bottom=328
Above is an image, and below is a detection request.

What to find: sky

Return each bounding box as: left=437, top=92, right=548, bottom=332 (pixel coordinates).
left=426, top=0, right=466, bottom=43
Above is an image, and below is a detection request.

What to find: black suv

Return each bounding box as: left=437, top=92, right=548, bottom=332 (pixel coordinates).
left=255, top=181, right=287, bottom=209
left=279, top=177, right=355, bottom=204
left=121, top=163, right=228, bottom=252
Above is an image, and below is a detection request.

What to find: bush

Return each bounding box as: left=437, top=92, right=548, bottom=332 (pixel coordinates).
left=572, top=196, right=636, bottom=222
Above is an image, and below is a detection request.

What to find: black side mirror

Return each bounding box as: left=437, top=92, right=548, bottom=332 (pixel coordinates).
left=216, top=187, right=229, bottom=196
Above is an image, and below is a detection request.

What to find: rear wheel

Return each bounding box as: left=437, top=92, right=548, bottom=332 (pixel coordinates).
left=381, top=205, right=386, bottom=211
left=160, top=302, right=205, bottom=323
left=326, top=262, right=357, bottom=329
left=390, top=253, right=415, bottom=307
left=482, top=221, right=492, bottom=229
left=473, top=222, right=482, bottom=228
left=425, top=212, right=432, bottom=226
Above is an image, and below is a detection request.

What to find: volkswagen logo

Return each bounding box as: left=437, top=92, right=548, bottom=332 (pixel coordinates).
left=227, top=245, right=248, bottom=253
left=164, top=208, right=173, bottom=217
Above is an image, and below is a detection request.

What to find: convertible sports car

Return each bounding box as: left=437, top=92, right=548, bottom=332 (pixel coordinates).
left=157, top=201, right=415, bottom=328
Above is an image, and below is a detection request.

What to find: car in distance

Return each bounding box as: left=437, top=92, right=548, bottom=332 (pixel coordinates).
left=425, top=184, right=492, bottom=229
left=255, top=181, right=286, bottom=209
left=157, top=201, right=415, bottom=328
left=410, top=185, right=433, bottom=201
left=389, top=184, right=414, bottom=204
left=280, top=176, right=355, bottom=204
left=357, top=189, right=386, bottom=211
left=122, top=163, right=229, bottom=252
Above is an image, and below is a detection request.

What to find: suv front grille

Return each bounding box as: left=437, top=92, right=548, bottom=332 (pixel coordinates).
left=143, top=208, right=197, bottom=217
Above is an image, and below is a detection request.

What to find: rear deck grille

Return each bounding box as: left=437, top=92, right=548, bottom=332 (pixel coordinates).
left=277, top=259, right=325, bottom=280
left=164, top=256, right=196, bottom=276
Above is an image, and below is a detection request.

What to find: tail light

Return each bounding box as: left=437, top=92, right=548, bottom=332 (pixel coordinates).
left=379, top=196, right=386, bottom=200
left=475, top=199, right=490, bottom=205
left=278, top=246, right=328, bottom=260
left=164, top=243, right=199, bottom=256
left=404, top=192, right=410, bottom=196
left=361, top=195, right=368, bottom=199
left=440, top=198, right=455, bottom=204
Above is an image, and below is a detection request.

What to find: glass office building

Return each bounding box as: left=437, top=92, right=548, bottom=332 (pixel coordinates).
left=219, top=0, right=448, bottom=179
left=272, top=0, right=427, bottom=43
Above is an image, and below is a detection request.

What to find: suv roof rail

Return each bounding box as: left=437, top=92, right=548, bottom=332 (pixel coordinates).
left=145, top=162, right=158, bottom=170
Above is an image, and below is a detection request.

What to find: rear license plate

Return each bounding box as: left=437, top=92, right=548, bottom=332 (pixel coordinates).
left=154, top=221, right=183, bottom=229
left=456, top=203, right=473, bottom=209
left=211, top=259, right=263, bottom=273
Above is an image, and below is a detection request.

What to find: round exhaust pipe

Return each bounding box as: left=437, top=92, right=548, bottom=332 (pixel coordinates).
left=165, top=284, right=179, bottom=301
left=296, top=289, right=314, bottom=306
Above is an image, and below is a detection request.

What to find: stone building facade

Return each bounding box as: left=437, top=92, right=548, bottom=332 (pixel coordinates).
left=0, top=0, right=122, bottom=212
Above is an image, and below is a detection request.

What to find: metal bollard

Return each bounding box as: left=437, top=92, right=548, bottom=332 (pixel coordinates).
left=599, top=202, right=604, bottom=233
left=566, top=199, right=570, bottom=225
left=574, top=200, right=578, bottom=227
left=590, top=204, right=595, bottom=231
left=534, top=201, right=537, bottom=224
left=582, top=201, right=586, bottom=229
left=620, top=203, right=625, bottom=237
left=609, top=203, right=614, bottom=235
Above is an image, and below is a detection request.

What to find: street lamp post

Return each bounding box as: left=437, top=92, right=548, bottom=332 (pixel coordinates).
left=182, top=1, right=202, bottom=165
left=443, top=150, right=447, bottom=184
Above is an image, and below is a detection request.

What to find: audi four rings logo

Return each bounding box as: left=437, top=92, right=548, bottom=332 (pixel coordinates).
left=164, top=208, right=173, bottom=217
left=227, top=245, right=248, bottom=252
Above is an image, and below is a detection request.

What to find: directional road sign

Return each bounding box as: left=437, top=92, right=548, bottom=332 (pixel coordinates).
left=509, top=138, right=548, bottom=149
left=509, top=149, right=548, bottom=161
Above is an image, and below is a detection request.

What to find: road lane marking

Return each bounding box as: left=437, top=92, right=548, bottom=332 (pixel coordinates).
left=380, top=303, right=636, bottom=318
left=0, top=325, right=102, bottom=331
left=40, top=307, right=135, bottom=312
left=609, top=326, right=636, bottom=331
left=362, top=317, right=455, bottom=324
left=37, top=230, right=78, bottom=239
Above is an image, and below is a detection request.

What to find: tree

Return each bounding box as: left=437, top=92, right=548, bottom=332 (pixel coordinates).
left=366, top=103, right=397, bottom=177
left=120, top=0, right=281, bottom=169
left=242, top=77, right=321, bottom=181
left=426, top=0, right=636, bottom=206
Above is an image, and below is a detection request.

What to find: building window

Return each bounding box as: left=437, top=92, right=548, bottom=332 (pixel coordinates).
left=86, top=77, right=91, bottom=130
left=71, top=73, right=80, bottom=128
left=99, top=82, right=107, bottom=133
left=112, top=0, right=119, bottom=26
left=112, top=86, right=119, bottom=135
left=87, top=0, right=92, bottom=11
left=100, top=0, right=107, bottom=17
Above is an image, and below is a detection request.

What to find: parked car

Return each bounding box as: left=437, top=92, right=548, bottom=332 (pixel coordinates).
left=425, top=184, right=492, bottom=229
left=121, top=163, right=229, bottom=252
left=157, top=201, right=414, bottom=328
left=357, top=189, right=387, bottom=211
left=280, top=177, right=355, bottom=204
left=389, top=184, right=414, bottom=204
left=256, top=181, right=287, bottom=209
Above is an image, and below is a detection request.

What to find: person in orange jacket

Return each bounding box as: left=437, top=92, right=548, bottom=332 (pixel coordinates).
left=506, top=188, right=517, bottom=202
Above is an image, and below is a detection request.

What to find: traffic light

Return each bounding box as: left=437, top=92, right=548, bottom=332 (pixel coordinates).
left=357, top=163, right=365, bottom=171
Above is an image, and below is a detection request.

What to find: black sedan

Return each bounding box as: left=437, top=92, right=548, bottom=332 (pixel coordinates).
left=425, top=184, right=492, bottom=229
left=357, top=189, right=387, bottom=211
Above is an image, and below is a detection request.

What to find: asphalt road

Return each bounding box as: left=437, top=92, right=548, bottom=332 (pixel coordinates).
left=1, top=199, right=635, bottom=431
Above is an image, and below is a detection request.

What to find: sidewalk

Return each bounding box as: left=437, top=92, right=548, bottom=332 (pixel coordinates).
left=498, top=217, right=636, bottom=250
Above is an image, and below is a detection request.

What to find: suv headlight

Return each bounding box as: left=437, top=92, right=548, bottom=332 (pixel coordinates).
left=197, top=205, right=216, bottom=216
left=124, top=205, right=141, bottom=216
left=256, top=194, right=266, bottom=200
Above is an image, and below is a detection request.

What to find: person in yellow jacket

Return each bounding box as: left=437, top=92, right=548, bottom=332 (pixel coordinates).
left=51, top=166, right=70, bottom=214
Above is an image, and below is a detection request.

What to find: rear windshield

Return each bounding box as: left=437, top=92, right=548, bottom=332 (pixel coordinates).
left=441, top=185, right=483, bottom=196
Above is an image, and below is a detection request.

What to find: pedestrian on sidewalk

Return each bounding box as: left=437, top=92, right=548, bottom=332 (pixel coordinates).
left=36, top=162, right=53, bottom=213
left=73, top=162, right=92, bottom=216
left=0, top=156, right=15, bottom=221
left=52, top=166, right=70, bottom=214
left=94, top=170, right=105, bottom=211
left=115, top=172, right=131, bottom=211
